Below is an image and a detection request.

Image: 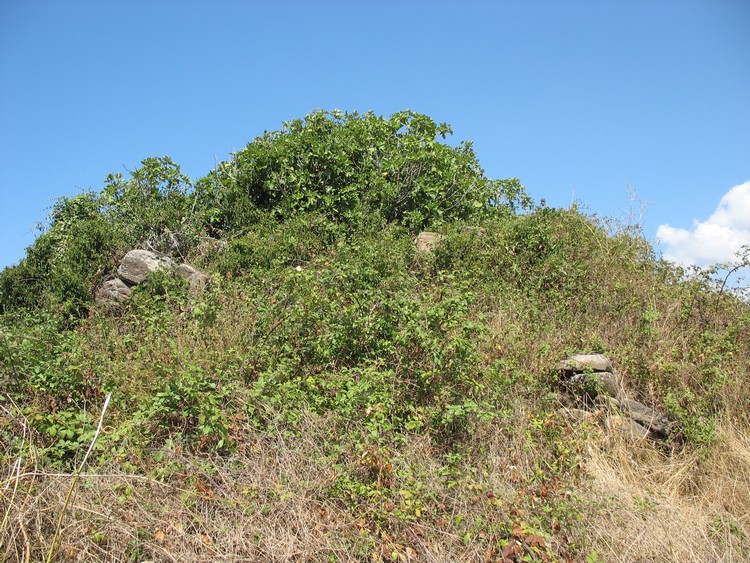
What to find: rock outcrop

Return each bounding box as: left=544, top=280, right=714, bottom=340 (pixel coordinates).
left=95, top=249, right=210, bottom=307
left=558, top=353, right=674, bottom=439
left=558, top=354, right=613, bottom=375
left=175, top=263, right=211, bottom=295
left=606, top=415, right=650, bottom=440
left=94, top=278, right=131, bottom=307
left=618, top=398, right=673, bottom=438
left=118, top=250, right=175, bottom=285
left=557, top=353, right=621, bottom=402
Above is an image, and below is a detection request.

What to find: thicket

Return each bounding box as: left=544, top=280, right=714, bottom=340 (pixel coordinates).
left=0, top=110, right=527, bottom=323
left=1, top=110, right=749, bottom=562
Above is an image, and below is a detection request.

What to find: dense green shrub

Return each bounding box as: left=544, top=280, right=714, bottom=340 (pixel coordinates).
left=0, top=157, right=200, bottom=319
left=215, top=212, right=344, bottom=276
left=0, top=192, right=117, bottom=320
left=101, top=156, right=200, bottom=253
left=195, top=109, right=530, bottom=234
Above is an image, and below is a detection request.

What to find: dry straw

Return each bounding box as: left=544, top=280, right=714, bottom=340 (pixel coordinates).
left=45, top=392, right=112, bottom=563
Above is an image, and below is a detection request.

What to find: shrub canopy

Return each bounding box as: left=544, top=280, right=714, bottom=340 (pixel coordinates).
left=195, top=109, right=530, bottom=234
left=0, top=110, right=528, bottom=319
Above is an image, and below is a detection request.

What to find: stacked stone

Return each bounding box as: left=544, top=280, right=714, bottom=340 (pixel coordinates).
left=94, top=249, right=210, bottom=307
left=558, top=353, right=673, bottom=439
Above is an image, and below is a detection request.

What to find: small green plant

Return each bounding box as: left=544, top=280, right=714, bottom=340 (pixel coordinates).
left=29, top=408, right=96, bottom=468
left=137, top=366, right=231, bottom=450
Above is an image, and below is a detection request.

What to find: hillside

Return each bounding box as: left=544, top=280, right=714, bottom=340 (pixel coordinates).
left=2, top=111, right=749, bottom=562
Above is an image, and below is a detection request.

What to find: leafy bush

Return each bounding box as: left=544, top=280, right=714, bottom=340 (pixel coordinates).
left=215, top=212, right=343, bottom=276
left=136, top=364, right=232, bottom=450
left=195, top=109, right=530, bottom=234
left=0, top=157, right=201, bottom=320
left=101, top=156, right=200, bottom=254
left=0, top=192, right=117, bottom=319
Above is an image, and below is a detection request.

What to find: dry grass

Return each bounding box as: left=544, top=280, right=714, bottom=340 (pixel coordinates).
left=2, top=414, right=356, bottom=562
left=1, top=405, right=577, bottom=562
left=0, top=412, right=506, bottom=562
left=4, top=406, right=750, bottom=561
left=579, top=416, right=750, bottom=562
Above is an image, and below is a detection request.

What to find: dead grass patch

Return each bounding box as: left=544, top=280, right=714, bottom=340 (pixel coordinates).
left=581, top=416, right=750, bottom=562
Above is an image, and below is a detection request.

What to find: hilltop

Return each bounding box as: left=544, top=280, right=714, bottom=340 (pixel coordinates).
left=1, top=111, right=749, bottom=562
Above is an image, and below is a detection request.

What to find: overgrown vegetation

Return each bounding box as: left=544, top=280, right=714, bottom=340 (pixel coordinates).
left=2, top=110, right=749, bottom=561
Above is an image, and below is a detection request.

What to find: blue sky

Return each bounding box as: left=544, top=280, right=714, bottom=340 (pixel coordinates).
left=1, top=0, right=749, bottom=272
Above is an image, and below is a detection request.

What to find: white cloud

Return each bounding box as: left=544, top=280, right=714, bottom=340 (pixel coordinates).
left=657, top=181, right=750, bottom=267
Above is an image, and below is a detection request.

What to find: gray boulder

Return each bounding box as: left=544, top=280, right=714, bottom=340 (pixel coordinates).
left=559, top=353, right=620, bottom=402
left=606, top=415, right=650, bottom=440
left=558, top=353, right=613, bottom=374
left=556, top=353, right=674, bottom=440
left=567, top=371, right=621, bottom=401
left=94, top=278, right=131, bottom=306
left=118, top=250, right=175, bottom=285
left=175, top=263, right=211, bottom=295
left=619, top=398, right=673, bottom=438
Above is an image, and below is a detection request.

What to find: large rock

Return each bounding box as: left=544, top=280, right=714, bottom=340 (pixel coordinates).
left=606, top=415, right=650, bottom=440
left=175, top=263, right=211, bottom=295
left=118, top=250, right=175, bottom=285
left=174, top=263, right=200, bottom=279
left=415, top=232, right=445, bottom=253
left=567, top=371, right=621, bottom=401
left=619, top=398, right=673, bottom=437
left=557, top=352, right=673, bottom=440
left=94, top=278, right=132, bottom=306
left=558, top=354, right=613, bottom=374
